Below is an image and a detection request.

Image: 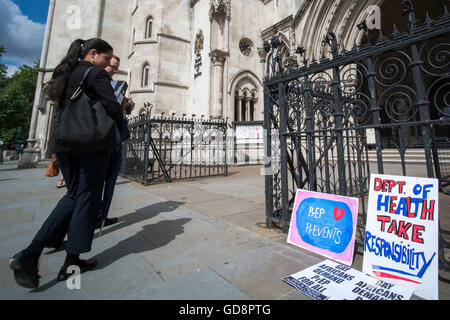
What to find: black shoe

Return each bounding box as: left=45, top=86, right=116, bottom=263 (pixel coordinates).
left=9, top=250, right=40, bottom=289
left=56, top=258, right=98, bottom=282
left=95, top=217, right=119, bottom=229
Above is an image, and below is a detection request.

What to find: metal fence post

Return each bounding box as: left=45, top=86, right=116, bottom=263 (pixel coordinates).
left=264, top=85, right=274, bottom=228
left=410, top=42, right=435, bottom=178
left=331, top=66, right=347, bottom=196
left=304, top=75, right=317, bottom=191
left=278, top=82, right=290, bottom=233
left=366, top=56, right=384, bottom=174
left=143, top=115, right=150, bottom=185
left=405, top=1, right=435, bottom=178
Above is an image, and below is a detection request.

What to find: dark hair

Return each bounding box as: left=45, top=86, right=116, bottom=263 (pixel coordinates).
left=45, top=38, right=113, bottom=103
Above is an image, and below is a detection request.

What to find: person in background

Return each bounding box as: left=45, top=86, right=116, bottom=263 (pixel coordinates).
left=9, top=38, right=123, bottom=288
left=0, top=141, right=3, bottom=165
left=96, top=55, right=134, bottom=229
left=57, top=174, right=65, bottom=188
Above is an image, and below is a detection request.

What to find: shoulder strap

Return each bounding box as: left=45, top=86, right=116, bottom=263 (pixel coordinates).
left=71, top=66, right=94, bottom=100
left=79, top=66, right=94, bottom=87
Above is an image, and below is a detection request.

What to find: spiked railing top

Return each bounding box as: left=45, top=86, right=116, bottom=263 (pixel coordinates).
left=263, top=0, right=449, bottom=82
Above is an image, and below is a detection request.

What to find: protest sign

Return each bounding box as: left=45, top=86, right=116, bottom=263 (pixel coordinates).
left=287, top=190, right=359, bottom=265
left=282, top=260, right=414, bottom=300
left=362, top=174, right=439, bottom=300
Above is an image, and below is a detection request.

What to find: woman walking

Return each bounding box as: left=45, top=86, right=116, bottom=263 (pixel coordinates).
left=9, top=38, right=123, bottom=288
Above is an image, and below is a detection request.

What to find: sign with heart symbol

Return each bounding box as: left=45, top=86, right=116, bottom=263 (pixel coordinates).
left=333, top=207, right=345, bottom=221
left=287, top=190, right=359, bottom=265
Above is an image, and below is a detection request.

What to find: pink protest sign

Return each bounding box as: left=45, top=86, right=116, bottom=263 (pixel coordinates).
left=287, top=190, right=359, bottom=266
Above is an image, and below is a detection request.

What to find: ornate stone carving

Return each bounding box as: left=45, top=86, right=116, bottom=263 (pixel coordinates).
left=194, top=29, right=204, bottom=54
left=209, top=49, right=228, bottom=65
left=239, top=38, right=253, bottom=56
left=209, top=0, right=231, bottom=21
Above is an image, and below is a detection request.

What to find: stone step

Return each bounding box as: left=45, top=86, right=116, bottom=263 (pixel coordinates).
left=309, top=149, right=450, bottom=164
left=367, top=149, right=450, bottom=155
left=367, top=158, right=450, bottom=164
left=366, top=148, right=450, bottom=164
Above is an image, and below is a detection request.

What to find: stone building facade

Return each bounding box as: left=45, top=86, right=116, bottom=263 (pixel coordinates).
left=21, top=0, right=445, bottom=163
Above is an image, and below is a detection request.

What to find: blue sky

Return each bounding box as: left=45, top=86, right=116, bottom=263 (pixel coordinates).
left=10, top=0, right=49, bottom=24
left=0, top=0, right=50, bottom=76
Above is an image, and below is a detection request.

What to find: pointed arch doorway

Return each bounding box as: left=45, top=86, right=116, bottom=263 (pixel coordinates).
left=229, top=70, right=262, bottom=122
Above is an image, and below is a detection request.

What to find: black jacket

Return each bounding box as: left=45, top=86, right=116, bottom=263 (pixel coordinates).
left=54, top=61, right=123, bottom=153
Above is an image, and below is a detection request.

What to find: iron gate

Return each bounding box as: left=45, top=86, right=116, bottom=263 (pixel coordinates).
left=120, top=108, right=228, bottom=185
left=263, top=1, right=450, bottom=273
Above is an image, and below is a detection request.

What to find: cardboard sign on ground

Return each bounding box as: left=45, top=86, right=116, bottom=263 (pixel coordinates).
left=362, top=174, right=439, bottom=300
left=283, top=260, right=415, bottom=300
left=287, top=190, right=359, bottom=265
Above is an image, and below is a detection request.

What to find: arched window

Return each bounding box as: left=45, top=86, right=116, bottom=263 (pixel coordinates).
left=142, top=64, right=150, bottom=87
left=145, top=17, right=153, bottom=39
left=232, top=75, right=259, bottom=122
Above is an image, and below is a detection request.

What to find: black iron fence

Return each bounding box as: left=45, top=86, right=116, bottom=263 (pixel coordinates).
left=120, top=110, right=228, bottom=185
left=263, top=1, right=449, bottom=273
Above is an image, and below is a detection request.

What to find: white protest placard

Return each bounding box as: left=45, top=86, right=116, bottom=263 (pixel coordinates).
left=282, top=260, right=414, bottom=300
left=362, top=174, right=439, bottom=300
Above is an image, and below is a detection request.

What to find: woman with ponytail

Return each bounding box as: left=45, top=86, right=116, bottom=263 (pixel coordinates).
left=9, top=38, right=123, bottom=288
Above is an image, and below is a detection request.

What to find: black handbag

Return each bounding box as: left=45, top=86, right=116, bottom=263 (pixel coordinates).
left=55, top=67, right=121, bottom=152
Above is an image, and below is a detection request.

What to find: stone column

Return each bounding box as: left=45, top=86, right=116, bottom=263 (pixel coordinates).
left=237, top=95, right=243, bottom=121
left=95, top=0, right=105, bottom=37
left=245, top=98, right=251, bottom=122
left=209, top=49, right=228, bottom=118
left=253, top=98, right=258, bottom=121
left=241, top=97, right=246, bottom=121
left=18, top=0, right=56, bottom=168
left=257, top=47, right=267, bottom=78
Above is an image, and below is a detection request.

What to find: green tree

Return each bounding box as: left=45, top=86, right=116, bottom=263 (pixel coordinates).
left=0, top=45, right=7, bottom=90
left=0, top=60, right=38, bottom=142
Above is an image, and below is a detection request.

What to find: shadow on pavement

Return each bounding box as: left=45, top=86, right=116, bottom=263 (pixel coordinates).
left=91, top=217, right=192, bottom=270
left=30, top=279, right=59, bottom=293
left=93, top=200, right=185, bottom=238
left=44, top=201, right=186, bottom=254
left=31, top=201, right=187, bottom=292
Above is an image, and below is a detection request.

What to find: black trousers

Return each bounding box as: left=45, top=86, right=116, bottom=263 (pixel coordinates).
left=33, top=150, right=111, bottom=254
left=100, top=148, right=122, bottom=221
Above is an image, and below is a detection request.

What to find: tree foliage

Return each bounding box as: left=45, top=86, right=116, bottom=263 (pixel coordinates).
left=0, top=46, right=38, bottom=141
left=0, top=45, right=7, bottom=90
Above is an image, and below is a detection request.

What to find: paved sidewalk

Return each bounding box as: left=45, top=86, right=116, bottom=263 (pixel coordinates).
left=0, top=161, right=448, bottom=300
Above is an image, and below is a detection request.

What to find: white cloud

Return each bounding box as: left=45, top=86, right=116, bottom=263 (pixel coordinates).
left=0, top=0, right=46, bottom=66
left=6, top=64, right=18, bottom=76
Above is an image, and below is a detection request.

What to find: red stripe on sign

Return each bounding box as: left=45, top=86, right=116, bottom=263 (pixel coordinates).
left=373, top=271, right=421, bottom=284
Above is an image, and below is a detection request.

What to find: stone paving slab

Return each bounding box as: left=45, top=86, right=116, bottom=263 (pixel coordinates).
left=187, top=181, right=264, bottom=200
left=210, top=245, right=322, bottom=300
left=0, top=208, right=34, bottom=226
left=118, top=267, right=251, bottom=300
left=188, top=197, right=264, bottom=218
left=218, top=207, right=267, bottom=234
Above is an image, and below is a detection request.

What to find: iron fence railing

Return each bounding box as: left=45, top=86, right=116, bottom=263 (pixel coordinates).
left=120, top=110, right=228, bottom=185
left=263, top=0, right=450, bottom=274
